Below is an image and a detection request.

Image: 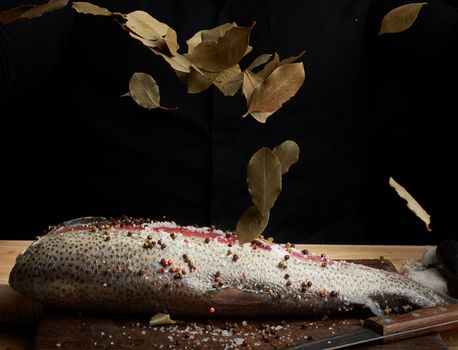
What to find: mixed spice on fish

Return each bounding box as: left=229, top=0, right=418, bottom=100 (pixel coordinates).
left=9, top=217, right=453, bottom=317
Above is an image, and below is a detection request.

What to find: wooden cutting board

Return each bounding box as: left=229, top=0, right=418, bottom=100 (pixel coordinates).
left=34, top=259, right=448, bottom=350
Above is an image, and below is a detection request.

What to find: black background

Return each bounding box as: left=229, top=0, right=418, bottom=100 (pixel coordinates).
left=1, top=0, right=457, bottom=243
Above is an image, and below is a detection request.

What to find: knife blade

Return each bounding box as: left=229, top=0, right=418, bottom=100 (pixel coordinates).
left=283, top=303, right=458, bottom=350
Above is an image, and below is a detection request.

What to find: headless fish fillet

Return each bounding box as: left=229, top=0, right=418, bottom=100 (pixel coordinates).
left=9, top=217, right=454, bottom=317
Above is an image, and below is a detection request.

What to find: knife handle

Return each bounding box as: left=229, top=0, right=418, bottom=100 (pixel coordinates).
left=364, top=303, right=458, bottom=343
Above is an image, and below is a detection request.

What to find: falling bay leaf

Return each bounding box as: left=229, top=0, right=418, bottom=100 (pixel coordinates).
left=127, top=72, right=171, bottom=110
left=242, top=70, right=264, bottom=105
left=236, top=206, right=270, bottom=244
left=164, top=28, right=179, bottom=56
left=0, top=0, right=68, bottom=24
left=246, top=63, right=305, bottom=123
left=0, top=5, right=35, bottom=24
left=379, top=3, right=427, bottom=35
left=20, top=0, right=68, bottom=20
left=175, top=66, right=216, bottom=94
left=125, top=11, right=164, bottom=41
left=279, top=51, right=306, bottom=66
left=247, top=147, right=282, bottom=215
left=242, top=71, right=273, bottom=122
left=256, top=52, right=305, bottom=80
left=188, top=23, right=255, bottom=72
left=201, top=22, right=238, bottom=42
left=149, top=313, right=181, bottom=326
left=150, top=48, right=191, bottom=73
left=128, top=31, right=164, bottom=51
left=272, top=140, right=300, bottom=175
left=245, top=54, right=273, bottom=72
left=250, top=111, right=274, bottom=123
left=389, top=177, right=431, bottom=232
left=213, top=64, right=242, bottom=96
left=72, top=2, right=112, bottom=16
left=187, top=22, right=237, bottom=53
left=257, top=53, right=280, bottom=79
left=244, top=45, right=253, bottom=57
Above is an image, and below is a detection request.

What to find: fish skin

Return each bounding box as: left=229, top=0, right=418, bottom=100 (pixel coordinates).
left=9, top=218, right=453, bottom=317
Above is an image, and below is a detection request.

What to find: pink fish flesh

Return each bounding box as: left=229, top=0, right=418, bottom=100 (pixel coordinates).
left=9, top=217, right=454, bottom=317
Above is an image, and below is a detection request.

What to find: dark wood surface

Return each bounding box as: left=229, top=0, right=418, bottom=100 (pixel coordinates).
left=34, top=259, right=448, bottom=350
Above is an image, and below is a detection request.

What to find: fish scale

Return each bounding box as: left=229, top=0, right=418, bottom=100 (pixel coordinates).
left=9, top=218, right=453, bottom=317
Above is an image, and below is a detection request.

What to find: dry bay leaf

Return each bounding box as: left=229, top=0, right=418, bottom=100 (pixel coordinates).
left=127, top=72, right=172, bottom=110
left=214, top=53, right=272, bottom=101
left=256, top=51, right=305, bottom=80
left=236, top=141, right=301, bottom=243
left=242, top=69, right=274, bottom=122
left=257, top=53, right=280, bottom=79
left=0, top=5, right=35, bottom=24
left=247, top=147, right=282, bottom=215
left=20, top=0, right=68, bottom=20
left=201, top=22, right=238, bottom=43
left=236, top=206, right=270, bottom=244
left=149, top=313, right=181, bottom=326
left=272, top=140, right=300, bottom=175
left=389, top=177, right=431, bottom=232
left=245, top=54, right=273, bottom=72
left=175, top=66, right=216, bottom=94
left=188, top=23, right=255, bottom=72
left=379, top=3, right=427, bottom=35
left=164, top=28, right=179, bottom=56
left=128, top=31, right=164, bottom=49
left=72, top=2, right=112, bottom=16
left=213, top=64, right=242, bottom=96
left=0, top=0, right=68, bottom=24
left=150, top=48, right=191, bottom=73
left=125, top=11, right=163, bottom=41
left=242, top=70, right=264, bottom=105
left=186, top=22, right=237, bottom=53
left=251, top=111, right=274, bottom=123
left=246, top=62, right=305, bottom=123
left=279, top=51, right=305, bottom=66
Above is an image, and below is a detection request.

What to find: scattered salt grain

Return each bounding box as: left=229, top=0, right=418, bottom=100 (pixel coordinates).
left=234, top=338, right=245, bottom=345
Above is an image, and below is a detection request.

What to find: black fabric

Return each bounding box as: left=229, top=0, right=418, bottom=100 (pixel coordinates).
left=1, top=0, right=457, bottom=243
